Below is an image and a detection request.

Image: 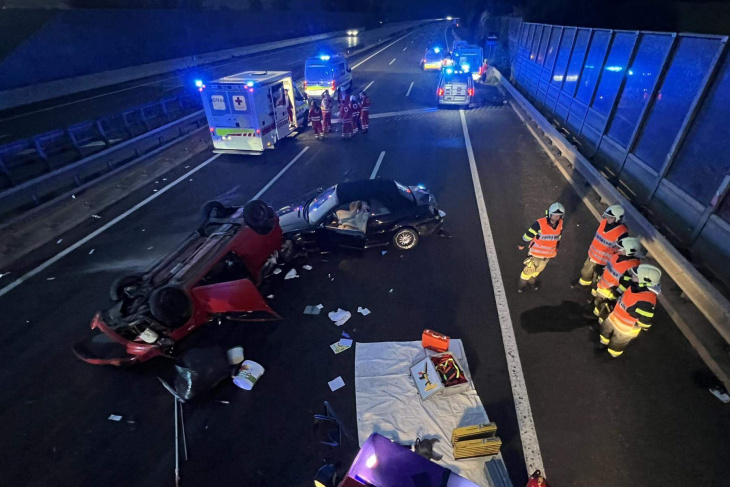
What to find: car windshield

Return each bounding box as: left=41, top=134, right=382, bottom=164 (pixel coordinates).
left=395, top=181, right=415, bottom=203
left=306, top=186, right=338, bottom=222
left=425, top=52, right=443, bottom=62
left=443, top=73, right=470, bottom=84
left=306, top=66, right=331, bottom=81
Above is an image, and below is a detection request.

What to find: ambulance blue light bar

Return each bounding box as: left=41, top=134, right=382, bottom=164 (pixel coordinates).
left=433, top=47, right=440, bottom=53
left=246, top=81, right=254, bottom=87
left=195, top=79, right=203, bottom=87
left=319, top=55, right=331, bottom=61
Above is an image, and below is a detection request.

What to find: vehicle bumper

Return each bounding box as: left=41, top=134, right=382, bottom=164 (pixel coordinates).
left=438, top=97, right=471, bottom=106
left=423, top=63, right=442, bottom=70
left=72, top=313, right=163, bottom=366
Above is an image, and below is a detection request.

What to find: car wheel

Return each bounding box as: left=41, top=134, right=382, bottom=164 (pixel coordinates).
left=243, top=199, right=275, bottom=235
left=110, top=274, right=144, bottom=301
left=200, top=201, right=226, bottom=222
left=149, top=286, right=193, bottom=329
left=393, top=227, right=419, bottom=250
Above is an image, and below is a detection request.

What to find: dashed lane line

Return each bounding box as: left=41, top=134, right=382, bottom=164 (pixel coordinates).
left=370, top=151, right=386, bottom=179
left=406, top=82, right=414, bottom=97
left=0, top=147, right=311, bottom=299
left=402, top=47, right=407, bottom=51
left=389, top=58, right=396, bottom=65
left=351, top=28, right=419, bottom=70
left=363, top=81, right=375, bottom=92
left=459, top=109, right=545, bottom=476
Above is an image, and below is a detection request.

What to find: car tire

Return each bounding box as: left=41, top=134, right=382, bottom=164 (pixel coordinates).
left=110, top=274, right=144, bottom=302
left=243, top=199, right=275, bottom=235
left=200, top=200, right=226, bottom=222
left=393, top=227, right=419, bottom=250
left=149, top=286, right=193, bottom=329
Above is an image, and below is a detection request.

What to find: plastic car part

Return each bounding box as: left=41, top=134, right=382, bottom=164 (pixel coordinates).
left=149, top=286, right=193, bottom=329
left=109, top=273, right=144, bottom=301
left=200, top=200, right=226, bottom=222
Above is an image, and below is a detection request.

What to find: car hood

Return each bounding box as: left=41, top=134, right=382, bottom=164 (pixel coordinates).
left=409, top=186, right=437, bottom=207
left=278, top=206, right=312, bottom=233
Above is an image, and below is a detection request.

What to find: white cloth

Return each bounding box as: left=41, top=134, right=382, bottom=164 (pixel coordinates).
left=355, top=340, right=493, bottom=486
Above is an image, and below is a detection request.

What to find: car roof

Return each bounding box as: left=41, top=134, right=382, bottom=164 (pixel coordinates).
left=336, top=179, right=411, bottom=207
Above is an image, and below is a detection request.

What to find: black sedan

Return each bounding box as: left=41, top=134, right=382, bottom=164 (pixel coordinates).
left=277, top=179, right=445, bottom=254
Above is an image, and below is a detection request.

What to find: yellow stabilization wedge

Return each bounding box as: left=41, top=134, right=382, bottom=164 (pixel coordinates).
left=453, top=437, right=503, bottom=460
left=451, top=422, right=498, bottom=444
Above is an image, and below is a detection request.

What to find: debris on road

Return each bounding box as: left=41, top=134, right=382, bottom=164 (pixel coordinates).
left=328, top=376, right=345, bottom=391
left=0, top=272, right=9, bottom=279
left=284, top=268, right=299, bottom=280
left=216, top=400, right=230, bottom=405
left=108, top=414, right=122, bottom=421
left=382, top=251, right=387, bottom=255
left=330, top=341, right=351, bottom=354
left=303, top=265, right=313, bottom=271
left=46, top=277, right=55, bottom=281
left=389, top=289, right=393, bottom=293
left=273, top=268, right=282, bottom=275
left=710, top=386, right=730, bottom=403
left=340, top=338, right=353, bottom=348
left=88, top=249, right=95, bottom=255
left=357, top=307, right=371, bottom=316
left=153, top=189, right=159, bottom=192
left=304, top=305, right=321, bottom=315
left=328, top=308, right=352, bottom=326
left=56, top=239, right=63, bottom=244
left=267, top=294, right=274, bottom=299
left=342, top=331, right=351, bottom=338
left=147, top=246, right=154, bottom=250
left=233, top=360, right=265, bottom=390
left=316, top=304, right=324, bottom=309
left=91, top=214, right=102, bottom=219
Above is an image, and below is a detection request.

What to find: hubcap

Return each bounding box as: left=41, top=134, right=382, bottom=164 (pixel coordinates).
left=397, top=232, right=414, bottom=247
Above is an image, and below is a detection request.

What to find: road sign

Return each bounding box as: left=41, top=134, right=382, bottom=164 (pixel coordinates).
left=232, top=95, right=247, bottom=111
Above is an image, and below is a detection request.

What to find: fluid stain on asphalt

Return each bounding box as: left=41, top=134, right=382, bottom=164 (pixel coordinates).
left=519, top=300, right=591, bottom=334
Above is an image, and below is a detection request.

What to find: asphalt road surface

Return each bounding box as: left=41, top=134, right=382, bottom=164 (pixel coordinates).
left=0, top=22, right=728, bottom=487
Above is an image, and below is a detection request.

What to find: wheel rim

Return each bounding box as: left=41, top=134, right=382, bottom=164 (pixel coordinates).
left=397, top=231, right=415, bottom=248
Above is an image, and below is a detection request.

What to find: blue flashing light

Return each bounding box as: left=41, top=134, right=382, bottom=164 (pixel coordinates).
left=461, top=64, right=470, bottom=72
left=628, top=69, right=634, bottom=75
left=446, top=68, right=453, bottom=74
left=605, top=66, right=623, bottom=72
left=434, top=47, right=440, bottom=53
left=417, top=184, right=426, bottom=189
left=246, top=81, right=254, bottom=87
left=319, top=55, right=331, bottom=61
left=195, top=79, right=203, bottom=88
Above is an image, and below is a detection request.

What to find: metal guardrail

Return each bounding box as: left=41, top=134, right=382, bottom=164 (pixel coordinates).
left=0, top=93, right=204, bottom=223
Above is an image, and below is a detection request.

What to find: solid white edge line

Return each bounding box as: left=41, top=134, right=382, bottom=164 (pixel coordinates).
left=253, top=146, right=310, bottom=200
left=0, top=153, right=222, bottom=298
left=406, top=82, right=414, bottom=97
left=351, top=28, right=419, bottom=70
left=370, top=151, right=386, bottom=179
left=459, top=109, right=545, bottom=476
left=389, top=58, right=396, bottom=65
left=363, top=81, right=375, bottom=92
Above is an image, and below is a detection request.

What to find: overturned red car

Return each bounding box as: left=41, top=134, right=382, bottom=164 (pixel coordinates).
left=73, top=200, right=282, bottom=366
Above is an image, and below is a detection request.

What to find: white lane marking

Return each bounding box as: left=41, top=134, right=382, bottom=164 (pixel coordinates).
left=351, top=29, right=419, bottom=70
left=363, top=81, right=375, bottom=92
left=0, top=134, right=9, bottom=140
left=370, top=151, right=386, bottom=179
left=459, top=109, right=544, bottom=476
left=252, top=146, right=310, bottom=200
left=0, top=146, right=311, bottom=298
left=402, top=47, right=407, bottom=51
left=0, top=153, right=220, bottom=298
left=389, top=58, right=396, bottom=65
left=406, top=82, right=414, bottom=97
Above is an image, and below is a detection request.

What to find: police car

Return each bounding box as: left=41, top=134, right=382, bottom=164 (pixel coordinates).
left=437, top=68, right=474, bottom=108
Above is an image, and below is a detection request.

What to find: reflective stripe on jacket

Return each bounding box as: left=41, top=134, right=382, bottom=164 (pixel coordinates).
left=597, top=254, right=640, bottom=290
left=588, top=219, right=628, bottom=265
left=528, top=217, right=563, bottom=259
left=609, top=287, right=657, bottom=332
left=360, top=97, right=371, bottom=112
left=309, top=107, right=322, bottom=122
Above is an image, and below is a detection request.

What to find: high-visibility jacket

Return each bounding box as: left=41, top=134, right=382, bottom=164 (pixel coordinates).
left=309, top=106, right=322, bottom=122
left=360, top=96, right=371, bottom=113
left=351, top=101, right=361, bottom=117
left=597, top=254, right=640, bottom=291
left=588, top=219, right=628, bottom=265
left=340, top=102, right=352, bottom=121
left=526, top=217, right=563, bottom=259
left=321, top=96, right=332, bottom=112
left=609, top=285, right=657, bottom=333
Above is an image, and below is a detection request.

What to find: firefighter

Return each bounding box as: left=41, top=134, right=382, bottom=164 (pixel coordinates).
left=359, top=91, right=371, bottom=133
left=309, top=99, right=323, bottom=139
left=592, top=237, right=642, bottom=318
left=350, top=95, right=361, bottom=134
left=597, top=264, right=661, bottom=357
left=573, top=205, right=628, bottom=288
left=517, top=203, right=565, bottom=293
left=340, top=96, right=353, bottom=138
left=321, top=90, right=333, bottom=133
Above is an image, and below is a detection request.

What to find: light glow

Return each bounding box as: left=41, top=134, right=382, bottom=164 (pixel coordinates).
left=434, top=47, right=440, bottom=53
left=605, top=66, right=623, bottom=72
left=365, top=454, right=378, bottom=468
left=195, top=79, right=203, bottom=87
left=319, top=55, right=330, bottom=61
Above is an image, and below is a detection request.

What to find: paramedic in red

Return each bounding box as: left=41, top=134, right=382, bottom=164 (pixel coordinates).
left=309, top=99, right=324, bottom=139
left=350, top=95, right=361, bottom=134
left=321, top=90, right=333, bottom=133
left=340, top=96, right=353, bottom=138
left=359, top=91, right=371, bottom=133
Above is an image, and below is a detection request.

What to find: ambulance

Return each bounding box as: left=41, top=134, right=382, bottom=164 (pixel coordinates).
left=199, top=71, right=308, bottom=155
left=303, top=54, right=352, bottom=99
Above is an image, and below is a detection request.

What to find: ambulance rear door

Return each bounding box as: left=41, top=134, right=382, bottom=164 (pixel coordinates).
left=269, top=81, right=291, bottom=141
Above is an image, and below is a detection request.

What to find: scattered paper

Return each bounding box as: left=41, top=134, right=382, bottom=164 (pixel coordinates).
left=381, top=251, right=387, bottom=255
left=216, top=400, right=230, bottom=405
left=267, top=294, right=274, bottom=299
left=0, top=272, right=9, bottom=279
left=185, top=165, right=190, bottom=169
left=147, top=246, right=154, bottom=250
left=339, top=338, right=353, bottom=348
left=438, top=210, right=446, bottom=218
left=304, top=305, right=321, bottom=315
left=273, top=268, right=282, bottom=275
left=91, top=214, right=102, bottom=219
left=153, top=189, right=158, bottom=192
left=302, top=265, right=313, bottom=270
left=710, top=387, right=730, bottom=404
left=163, top=178, right=167, bottom=181
left=328, top=376, right=345, bottom=391
left=155, top=181, right=159, bottom=184
left=284, top=268, right=299, bottom=280
left=88, top=249, right=95, bottom=255
left=189, top=179, right=194, bottom=182
left=56, top=239, right=63, bottom=244
left=108, top=415, right=122, bottom=421
left=389, top=289, right=393, bottom=293
left=72, top=195, right=76, bottom=199
left=328, top=308, right=352, bottom=326
left=47, top=277, right=55, bottom=281
left=316, top=304, right=324, bottom=309
left=330, top=341, right=351, bottom=354
left=342, top=331, right=351, bottom=338
left=357, top=307, right=371, bottom=316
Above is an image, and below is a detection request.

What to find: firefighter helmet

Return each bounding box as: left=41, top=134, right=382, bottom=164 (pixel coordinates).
left=350, top=95, right=357, bottom=102
left=603, top=204, right=625, bottom=223
left=547, top=202, right=565, bottom=218
left=634, top=264, right=661, bottom=287
left=617, top=237, right=641, bottom=257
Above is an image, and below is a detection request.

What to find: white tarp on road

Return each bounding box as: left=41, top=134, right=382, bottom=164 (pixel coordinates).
left=355, top=340, right=492, bottom=486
